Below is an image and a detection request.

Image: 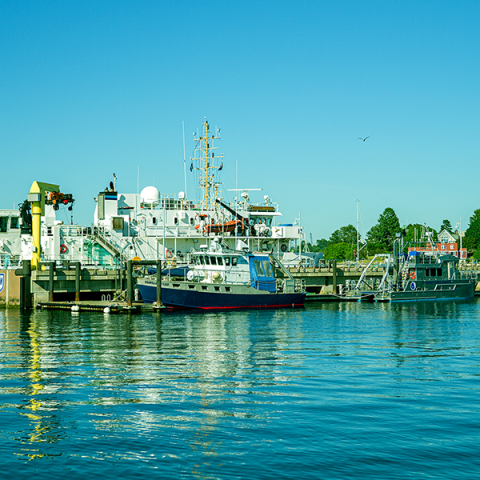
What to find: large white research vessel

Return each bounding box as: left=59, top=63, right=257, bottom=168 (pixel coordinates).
left=8, top=119, right=303, bottom=267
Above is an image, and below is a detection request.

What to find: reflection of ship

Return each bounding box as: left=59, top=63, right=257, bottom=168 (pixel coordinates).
left=137, top=238, right=305, bottom=309
left=15, top=119, right=302, bottom=267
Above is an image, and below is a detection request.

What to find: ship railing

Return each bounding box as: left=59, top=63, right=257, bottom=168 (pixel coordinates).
left=451, top=271, right=478, bottom=281
left=295, top=278, right=306, bottom=293
left=90, top=225, right=130, bottom=263
left=0, top=253, right=22, bottom=269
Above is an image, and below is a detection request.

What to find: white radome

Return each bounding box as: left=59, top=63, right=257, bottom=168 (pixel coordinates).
left=141, top=186, right=160, bottom=206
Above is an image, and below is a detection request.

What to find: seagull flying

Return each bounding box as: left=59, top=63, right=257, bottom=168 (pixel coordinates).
left=358, top=136, right=370, bottom=141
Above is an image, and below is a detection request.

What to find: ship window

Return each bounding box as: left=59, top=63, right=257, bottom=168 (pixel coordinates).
left=232, top=257, right=238, bottom=266
left=205, top=256, right=210, bottom=265
left=254, top=259, right=265, bottom=276
left=214, top=286, right=220, bottom=291
left=0, top=217, right=7, bottom=233
left=10, top=217, right=19, bottom=229
left=217, top=257, right=223, bottom=266
left=437, top=268, right=442, bottom=276
left=189, top=285, right=195, bottom=289
left=174, top=217, right=178, bottom=225
left=199, top=256, right=205, bottom=265
left=225, top=257, right=231, bottom=266
left=226, top=287, right=231, bottom=292
left=210, top=256, right=217, bottom=265
left=266, top=218, right=272, bottom=227
left=190, top=218, right=194, bottom=225
left=263, top=260, right=273, bottom=277
left=152, top=217, right=157, bottom=225
left=202, top=286, right=208, bottom=290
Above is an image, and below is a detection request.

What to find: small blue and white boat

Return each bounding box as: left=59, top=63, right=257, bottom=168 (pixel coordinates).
left=136, top=240, right=305, bottom=310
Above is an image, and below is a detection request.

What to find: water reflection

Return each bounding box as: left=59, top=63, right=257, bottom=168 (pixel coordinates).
left=1, top=299, right=480, bottom=477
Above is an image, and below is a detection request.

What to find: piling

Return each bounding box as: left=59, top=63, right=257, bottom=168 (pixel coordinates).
left=18, top=260, right=31, bottom=310
left=74, top=261, right=80, bottom=301
left=332, top=260, right=337, bottom=293
left=48, top=262, right=55, bottom=302
left=126, top=260, right=133, bottom=308
left=156, top=260, right=162, bottom=307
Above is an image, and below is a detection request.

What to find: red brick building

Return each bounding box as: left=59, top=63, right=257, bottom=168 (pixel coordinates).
left=408, top=242, right=467, bottom=259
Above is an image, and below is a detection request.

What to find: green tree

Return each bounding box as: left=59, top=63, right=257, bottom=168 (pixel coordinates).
left=324, top=242, right=354, bottom=260
left=403, top=224, right=438, bottom=244
left=328, top=224, right=357, bottom=245
left=463, top=236, right=476, bottom=254
left=311, top=238, right=328, bottom=252
left=366, top=207, right=401, bottom=253
left=439, top=219, right=453, bottom=234
left=465, top=208, right=480, bottom=250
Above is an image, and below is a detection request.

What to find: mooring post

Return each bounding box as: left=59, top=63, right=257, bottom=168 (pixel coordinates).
left=332, top=260, right=337, bottom=293
left=126, top=260, right=133, bottom=307
left=156, top=260, right=162, bottom=307
left=75, top=261, right=81, bottom=302
left=48, top=262, right=55, bottom=302
left=17, top=260, right=31, bottom=310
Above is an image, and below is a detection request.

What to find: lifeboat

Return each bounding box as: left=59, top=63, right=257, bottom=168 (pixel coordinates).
left=195, top=219, right=243, bottom=234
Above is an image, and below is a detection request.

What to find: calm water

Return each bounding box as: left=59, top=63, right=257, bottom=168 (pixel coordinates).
left=2, top=299, right=480, bottom=479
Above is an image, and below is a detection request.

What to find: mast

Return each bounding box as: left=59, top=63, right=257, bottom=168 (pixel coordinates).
left=356, top=200, right=359, bottom=265
left=191, top=118, right=223, bottom=210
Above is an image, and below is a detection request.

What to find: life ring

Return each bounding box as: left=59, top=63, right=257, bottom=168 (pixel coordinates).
left=410, top=271, right=416, bottom=280
left=60, top=244, right=67, bottom=254
left=281, top=244, right=288, bottom=252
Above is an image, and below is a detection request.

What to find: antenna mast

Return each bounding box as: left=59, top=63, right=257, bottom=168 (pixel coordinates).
left=356, top=199, right=359, bottom=265
left=191, top=118, right=223, bottom=210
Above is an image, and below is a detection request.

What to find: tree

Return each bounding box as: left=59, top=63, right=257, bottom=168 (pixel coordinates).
left=465, top=208, right=480, bottom=250
left=366, top=207, right=401, bottom=253
left=324, top=242, right=354, bottom=260
left=463, top=236, right=476, bottom=254
left=439, top=219, right=453, bottom=234
left=403, top=224, right=438, bottom=244
left=328, top=224, right=357, bottom=246
left=312, top=238, right=329, bottom=252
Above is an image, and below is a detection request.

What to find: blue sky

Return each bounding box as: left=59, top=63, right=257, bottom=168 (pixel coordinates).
left=1, top=1, right=479, bottom=241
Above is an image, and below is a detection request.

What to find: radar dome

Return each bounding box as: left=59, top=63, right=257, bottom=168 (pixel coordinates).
left=140, top=186, right=160, bottom=206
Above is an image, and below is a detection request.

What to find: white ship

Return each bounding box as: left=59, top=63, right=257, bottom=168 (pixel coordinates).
left=2, top=119, right=303, bottom=268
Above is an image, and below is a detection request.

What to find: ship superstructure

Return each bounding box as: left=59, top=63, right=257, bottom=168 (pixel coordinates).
left=30, top=119, right=302, bottom=267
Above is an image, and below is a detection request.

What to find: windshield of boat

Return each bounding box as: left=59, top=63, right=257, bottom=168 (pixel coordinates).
left=263, top=259, right=273, bottom=277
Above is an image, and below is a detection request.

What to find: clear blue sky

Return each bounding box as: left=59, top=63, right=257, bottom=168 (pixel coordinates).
left=1, top=0, right=479, bottom=241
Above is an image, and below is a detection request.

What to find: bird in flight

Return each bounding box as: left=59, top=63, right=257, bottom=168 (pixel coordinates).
left=358, top=136, right=370, bottom=141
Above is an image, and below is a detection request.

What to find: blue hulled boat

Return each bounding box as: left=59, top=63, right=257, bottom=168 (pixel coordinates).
left=136, top=240, right=305, bottom=310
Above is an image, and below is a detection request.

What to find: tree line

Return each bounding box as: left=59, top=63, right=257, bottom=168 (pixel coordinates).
left=305, top=207, right=480, bottom=260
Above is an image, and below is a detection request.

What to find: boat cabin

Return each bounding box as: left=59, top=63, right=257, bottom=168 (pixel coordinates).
left=406, top=252, right=459, bottom=281
left=189, top=246, right=276, bottom=292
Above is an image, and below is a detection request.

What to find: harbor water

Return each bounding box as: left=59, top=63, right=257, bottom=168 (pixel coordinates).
left=2, top=299, right=480, bottom=479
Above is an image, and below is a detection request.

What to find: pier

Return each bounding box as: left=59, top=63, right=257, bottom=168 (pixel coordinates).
left=2, top=260, right=479, bottom=311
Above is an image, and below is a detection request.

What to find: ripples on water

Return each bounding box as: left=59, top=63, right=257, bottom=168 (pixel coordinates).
left=1, top=299, right=480, bottom=479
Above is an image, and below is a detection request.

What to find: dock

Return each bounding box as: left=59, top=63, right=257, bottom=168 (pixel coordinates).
left=2, top=259, right=479, bottom=310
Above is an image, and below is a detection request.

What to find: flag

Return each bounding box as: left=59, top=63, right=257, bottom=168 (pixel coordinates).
left=219, top=162, right=223, bottom=171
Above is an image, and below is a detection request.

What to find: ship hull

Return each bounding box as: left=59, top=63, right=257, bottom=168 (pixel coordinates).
left=375, top=281, right=475, bottom=303
left=137, top=280, right=304, bottom=310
